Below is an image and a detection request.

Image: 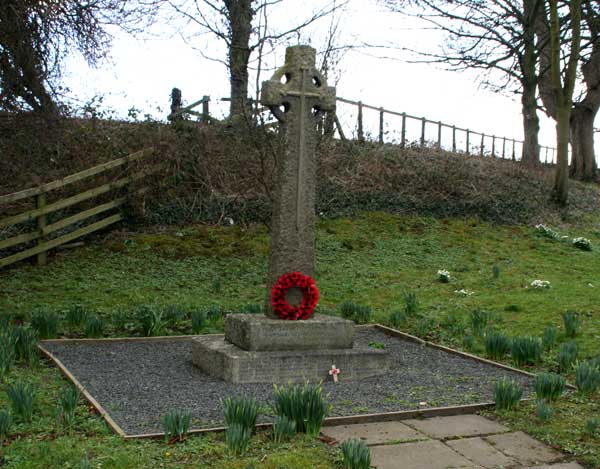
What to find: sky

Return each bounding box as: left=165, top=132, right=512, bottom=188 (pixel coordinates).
left=62, top=0, right=599, bottom=163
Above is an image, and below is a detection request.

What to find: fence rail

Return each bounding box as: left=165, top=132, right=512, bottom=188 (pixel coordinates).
left=177, top=93, right=557, bottom=163
left=336, top=97, right=557, bottom=164
left=0, top=147, right=159, bottom=269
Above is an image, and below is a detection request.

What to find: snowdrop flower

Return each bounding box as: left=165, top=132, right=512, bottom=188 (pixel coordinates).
left=530, top=280, right=551, bottom=289
left=437, top=270, right=451, bottom=283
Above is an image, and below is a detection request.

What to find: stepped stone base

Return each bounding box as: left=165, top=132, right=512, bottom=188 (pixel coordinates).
left=225, top=314, right=355, bottom=351
left=191, top=334, right=391, bottom=384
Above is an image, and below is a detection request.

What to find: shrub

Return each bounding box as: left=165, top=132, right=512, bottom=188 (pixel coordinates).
left=511, top=336, right=542, bottom=366
left=470, top=310, right=491, bottom=337
left=206, top=305, right=223, bottom=322
left=272, top=382, right=330, bottom=436
left=84, top=315, right=104, bottom=338
left=484, top=330, right=511, bottom=360
left=211, top=275, right=222, bottom=294
left=163, top=305, right=185, bottom=324
left=558, top=341, right=578, bottom=373
left=462, top=334, right=476, bottom=352
left=412, top=317, right=438, bottom=339
left=388, top=310, right=406, bottom=329
left=341, top=438, right=371, bottom=469
left=403, top=292, right=419, bottom=316
left=562, top=311, right=581, bottom=338
left=536, top=399, right=553, bottom=421
left=0, top=333, right=15, bottom=380
left=135, top=305, right=165, bottom=337
left=30, top=310, right=59, bottom=340
left=7, top=381, right=35, bottom=421
left=222, top=396, right=259, bottom=431
left=13, top=327, right=38, bottom=363
left=59, top=386, right=80, bottom=431
left=0, top=409, right=11, bottom=443
left=64, top=304, right=88, bottom=329
left=191, top=310, right=207, bottom=333
left=272, top=415, right=296, bottom=443
left=161, top=409, right=191, bottom=443
left=542, top=326, right=558, bottom=350
left=494, top=377, right=523, bottom=411
left=585, top=418, right=599, bottom=438
left=575, top=361, right=600, bottom=396
left=534, top=373, right=565, bottom=401
left=226, top=423, right=251, bottom=454
left=338, top=302, right=372, bottom=324
left=112, top=310, right=128, bottom=330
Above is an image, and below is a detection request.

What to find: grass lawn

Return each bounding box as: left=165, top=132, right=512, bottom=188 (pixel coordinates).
left=0, top=212, right=599, bottom=467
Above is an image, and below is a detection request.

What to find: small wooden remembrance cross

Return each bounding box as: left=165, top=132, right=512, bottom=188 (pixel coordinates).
left=261, top=46, right=336, bottom=318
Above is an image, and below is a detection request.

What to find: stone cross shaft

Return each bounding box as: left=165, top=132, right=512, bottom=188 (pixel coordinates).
left=260, top=45, right=335, bottom=318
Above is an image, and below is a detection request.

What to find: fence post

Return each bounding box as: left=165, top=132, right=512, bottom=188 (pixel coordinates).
left=452, top=125, right=456, bottom=152
left=36, top=193, right=47, bottom=266
left=202, top=95, right=210, bottom=122
left=491, top=136, right=496, bottom=158
left=545, top=147, right=549, bottom=164
left=437, top=122, right=442, bottom=148
left=466, top=129, right=470, bottom=155
left=502, top=137, right=506, bottom=159
left=401, top=112, right=407, bottom=148
left=379, top=108, right=384, bottom=144
left=334, top=114, right=347, bottom=142
left=357, top=101, right=365, bottom=143
left=480, top=134, right=485, bottom=157
left=512, top=140, right=516, bottom=160
left=420, top=118, right=426, bottom=148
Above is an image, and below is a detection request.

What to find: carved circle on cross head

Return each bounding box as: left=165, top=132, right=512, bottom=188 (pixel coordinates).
left=261, top=64, right=331, bottom=122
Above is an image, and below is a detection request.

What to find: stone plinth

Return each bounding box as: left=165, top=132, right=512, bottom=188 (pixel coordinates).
left=191, top=333, right=390, bottom=384
left=225, top=314, right=354, bottom=351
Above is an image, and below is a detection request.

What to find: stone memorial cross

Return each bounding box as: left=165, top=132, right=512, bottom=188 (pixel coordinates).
left=260, top=45, right=336, bottom=318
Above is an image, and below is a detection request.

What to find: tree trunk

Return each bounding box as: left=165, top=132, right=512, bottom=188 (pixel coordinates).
left=520, top=0, right=541, bottom=166
left=521, top=81, right=541, bottom=166
left=226, top=0, right=253, bottom=118
left=570, top=103, right=598, bottom=181
left=552, top=108, right=571, bottom=205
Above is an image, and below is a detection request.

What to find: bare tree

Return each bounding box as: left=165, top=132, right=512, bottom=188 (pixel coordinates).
left=542, top=0, right=582, bottom=205
left=0, top=1, right=157, bottom=115
left=165, top=0, right=344, bottom=118
left=538, top=0, right=599, bottom=181
left=382, top=0, right=545, bottom=167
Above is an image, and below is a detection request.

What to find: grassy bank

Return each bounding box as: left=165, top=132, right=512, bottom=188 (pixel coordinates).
left=0, top=212, right=599, bottom=467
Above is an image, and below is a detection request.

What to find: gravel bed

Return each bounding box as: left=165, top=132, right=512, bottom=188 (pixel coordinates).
left=43, top=328, right=534, bottom=435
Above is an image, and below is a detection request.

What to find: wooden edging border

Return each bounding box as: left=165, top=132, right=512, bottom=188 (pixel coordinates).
left=37, top=343, right=127, bottom=437
left=38, top=324, right=569, bottom=440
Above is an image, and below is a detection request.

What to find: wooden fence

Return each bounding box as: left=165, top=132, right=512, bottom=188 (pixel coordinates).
left=0, top=147, right=160, bottom=269
left=336, top=97, right=557, bottom=164
left=180, top=93, right=557, bottom=163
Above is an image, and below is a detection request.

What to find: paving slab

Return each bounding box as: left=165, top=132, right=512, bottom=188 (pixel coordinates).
left=485, top=431, right=563, bottom=466
left=527, top=463, right=584, bottom=469
left=446, top=437, right=517, bottom=468
left=370, top=440, right=478, bottom=469
left=405, top=415, right=509, bottom=439
left=322, top=421, right=428, bottom=445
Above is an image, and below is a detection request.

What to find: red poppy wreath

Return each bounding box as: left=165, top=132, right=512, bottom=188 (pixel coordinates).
left=271, top=271, right=319, bottom=320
